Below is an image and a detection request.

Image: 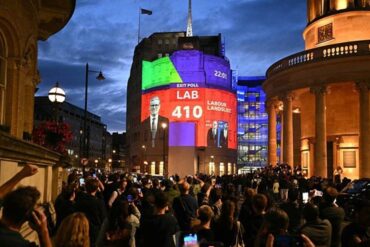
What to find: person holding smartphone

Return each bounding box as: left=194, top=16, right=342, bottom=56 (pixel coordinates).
left=255, top=207, right=306, bottom=247
left=0, top=186, right=52, bottom=247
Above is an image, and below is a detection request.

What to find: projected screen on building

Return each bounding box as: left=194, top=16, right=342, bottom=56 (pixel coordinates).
left=141, top=50, right=236, bottom=149
left=141, top=88, right=237, bottom=149
left=142, top=50, right=231, bottom=90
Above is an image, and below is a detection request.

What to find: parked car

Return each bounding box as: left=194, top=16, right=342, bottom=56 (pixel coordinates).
left=336, top=178, right=370, bottom=219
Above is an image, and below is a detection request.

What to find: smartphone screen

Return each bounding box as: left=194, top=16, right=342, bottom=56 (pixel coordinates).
left=275, top=235, right=303, bottom=247
left=127, top=194, right=133, bottom=202
left=183, top=233, right=198, bottom=246
left=79, top=178, right=85, bottom=185
left=302, top=192, right=309, bottom=203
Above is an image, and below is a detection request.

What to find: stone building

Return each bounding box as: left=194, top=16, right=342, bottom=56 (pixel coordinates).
left=264, top=0, right=370, bottom=179
left=0, top=0, right=75, bottom=207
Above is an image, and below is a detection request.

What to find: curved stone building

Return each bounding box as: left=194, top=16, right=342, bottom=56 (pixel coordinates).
left=264, top=0, right=370, bottom=179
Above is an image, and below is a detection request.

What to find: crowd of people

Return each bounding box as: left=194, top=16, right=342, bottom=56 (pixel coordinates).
left=0, top=163, right=369, bottom=247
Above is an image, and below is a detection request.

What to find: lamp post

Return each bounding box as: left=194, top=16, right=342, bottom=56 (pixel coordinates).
left=48, top=82, right=66, bottom=122
left=161, top=122, right=167, bottom=177
left=83, top=63, right=105, bottom=162
left=142, top=145, right=146, bottom=172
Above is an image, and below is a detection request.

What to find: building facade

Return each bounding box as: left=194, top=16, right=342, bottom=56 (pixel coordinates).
left=0, top=0, right=75, bottom=207
left=126, top=32, right=237, bottom=177
left=111, top=132, right=127, bottom=170
left=34, top=96, right=110, bottom=168
left=264, top=0, right=370, bottom=179
left=237, top=76, right=275, bottom=171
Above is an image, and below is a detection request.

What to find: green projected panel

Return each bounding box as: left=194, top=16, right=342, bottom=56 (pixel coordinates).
left=142, top=57, right=182, bottom=90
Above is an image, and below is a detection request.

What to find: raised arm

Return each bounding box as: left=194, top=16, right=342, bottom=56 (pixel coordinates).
left=0, top=163, right=38, bottom=199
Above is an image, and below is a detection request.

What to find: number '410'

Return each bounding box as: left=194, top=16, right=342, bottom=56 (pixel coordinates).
left=172, top=105, right=203, bottom=119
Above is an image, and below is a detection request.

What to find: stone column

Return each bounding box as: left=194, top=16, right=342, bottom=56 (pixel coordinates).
left=279, top=111, right=284, bottom=163
left=267, top=99, right=278, bottom=166
left=357, top=82, right=370, bottom=178
left=281, top=93, right=294, bottom=166
left=311, top=86, right=327, bottom=178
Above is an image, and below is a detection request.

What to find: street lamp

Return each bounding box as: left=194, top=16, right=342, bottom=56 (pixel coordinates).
left=48, top=82, right=66, bottom=122
left=161, top=122, right=167, bottom=177
left=83, top=63, right=105, bottom=161
left=142, top=145, right=147, bottom=172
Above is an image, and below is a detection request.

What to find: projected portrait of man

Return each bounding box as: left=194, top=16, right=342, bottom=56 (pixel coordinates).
left=143, top=96, right=169, bottom=148
left=207, top=120, right=219, bottom=147
left=220, top=122, right=228, bottom=148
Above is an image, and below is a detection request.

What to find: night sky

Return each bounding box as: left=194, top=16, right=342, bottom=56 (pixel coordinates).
left=37, top=0, right=306, bottom=133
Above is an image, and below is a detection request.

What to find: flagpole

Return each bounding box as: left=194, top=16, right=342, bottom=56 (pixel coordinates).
left=138, top=7, right=141, bottom=44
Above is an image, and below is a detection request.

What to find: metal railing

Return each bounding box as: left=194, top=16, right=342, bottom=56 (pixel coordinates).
left=266, top=40, right=370, bottom=78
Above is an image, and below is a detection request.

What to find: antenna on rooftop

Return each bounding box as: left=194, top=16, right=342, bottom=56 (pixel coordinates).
left=186, top=0, right=193, bottom=36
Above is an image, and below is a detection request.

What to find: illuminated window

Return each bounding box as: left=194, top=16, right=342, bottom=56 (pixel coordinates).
left=219, top=162, right=225, bottom=176
left=227, top=163, right=232, bottom=175
left=159, top=161, right=164, bottom=175
left=336, top=0, right=348, bottom=10
left=150, top=161, right=156, bottom=175
left=209, top=162, right=215, bottom=175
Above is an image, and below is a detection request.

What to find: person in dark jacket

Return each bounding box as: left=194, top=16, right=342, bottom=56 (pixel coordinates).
left=213, top=200, right=243, bottom=247
left=241, top=193, right=267, bottom=247
left=341, top=200, right=370, bottom=247
left=54, top=184, right=76, bottom=231
left=140, top=191, right=179, bottom=247
left=172, top=181, right=198, bottom=231
left=280, top=189, right=302, bottom=233
left=300, top=203, right=332, bottom=247
left=75, top=178, right=107, bottom=247
left=319, top=186, right=345, bottom=247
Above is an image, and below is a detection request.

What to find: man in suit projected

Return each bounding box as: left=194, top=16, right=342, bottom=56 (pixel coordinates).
left=207, top=121, right=219, bottom=147
left=220, top=122, right=228, bottom=148
left=143, top=96, right=169, bottom=148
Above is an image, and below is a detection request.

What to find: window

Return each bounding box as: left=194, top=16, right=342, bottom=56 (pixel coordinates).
left=343, top=150, right=356, bottom=168
left=209, top=162, right=215, bottom=174
left=159, top=161, right=164, bottom=175
left=227, top=163, right=232, bottom=175
left=219, top=163, right=225, bottom=176
left=150, top=162, right=156, bottom=175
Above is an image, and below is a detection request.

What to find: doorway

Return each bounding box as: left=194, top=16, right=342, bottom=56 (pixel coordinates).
left=327, top=141, right=334, bottom=178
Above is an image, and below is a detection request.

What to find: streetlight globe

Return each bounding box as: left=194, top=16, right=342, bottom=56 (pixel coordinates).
left=161, top=122, right=167, bottom=129
left=48, top=82, right=66, bottom=103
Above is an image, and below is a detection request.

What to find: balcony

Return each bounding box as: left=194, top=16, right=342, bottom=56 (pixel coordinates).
left=267, top=40, right=370, bottom=78
left=263, top=40, right=370, bottom=97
